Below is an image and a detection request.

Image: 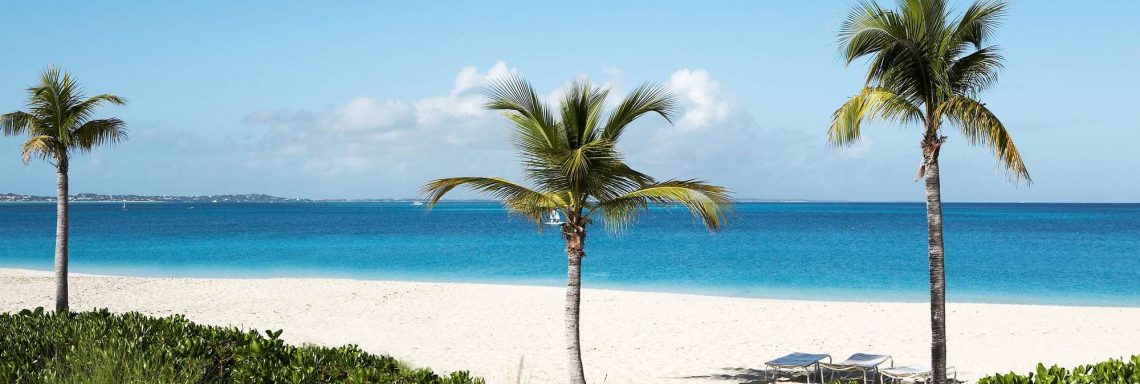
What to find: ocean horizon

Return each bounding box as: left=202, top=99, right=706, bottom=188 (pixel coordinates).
left=2, top=201, right=1137, bottom=307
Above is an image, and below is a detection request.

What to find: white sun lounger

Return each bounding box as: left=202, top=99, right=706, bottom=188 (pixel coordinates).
left=821, top=353, right=893, bottom=383
left=765, top=352, right=832, bottom=383
left=879, top=365, right=956, bottom=383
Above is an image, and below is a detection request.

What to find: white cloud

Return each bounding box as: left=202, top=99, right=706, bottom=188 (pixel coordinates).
left=616, top=68, right=880, bottom=199
left=242, top=63, right=871, bottom=199
left=243, top=62, right=518, bottom=179
left=339, top=98, right=412, bottom=131
left=666, top=69, right=734, bottom=130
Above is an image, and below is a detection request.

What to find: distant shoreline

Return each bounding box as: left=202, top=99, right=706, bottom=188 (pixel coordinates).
left=3, top=200, right=1139, bottom=205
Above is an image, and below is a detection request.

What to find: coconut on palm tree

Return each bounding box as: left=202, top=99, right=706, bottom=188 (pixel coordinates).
left=422, top=76, right=730, bottom=384
left=831, top=1, right=1029, bottom=382
left=1, top=67, right=128, bottom=313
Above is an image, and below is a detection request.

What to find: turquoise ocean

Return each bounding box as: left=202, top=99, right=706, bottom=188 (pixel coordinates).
left=1, top=202, right=1137, bottom=307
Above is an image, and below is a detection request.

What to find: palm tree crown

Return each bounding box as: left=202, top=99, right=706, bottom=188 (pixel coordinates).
left=830, top=0, right=1029, bottom=182
left=423, top=76, right=730, bottom=232
left=1, top=67, right=128, bottom=166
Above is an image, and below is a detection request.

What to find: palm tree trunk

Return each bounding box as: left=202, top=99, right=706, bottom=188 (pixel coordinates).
left=923, top=152, right=948, bottom=384
left=54, top=160, right=70, bottom=313
left=564, top=226, right=587, bottom=384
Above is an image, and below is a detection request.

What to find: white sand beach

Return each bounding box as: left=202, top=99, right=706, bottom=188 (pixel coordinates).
left=1, top=268, right=1137, bottom=383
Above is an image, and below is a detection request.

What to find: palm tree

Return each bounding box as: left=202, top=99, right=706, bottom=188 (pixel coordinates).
left=1, top=67, right=128, bottom=313
left=830, top=1, right=1029, bottom=382
left=422, top=76, right=729, bottom=384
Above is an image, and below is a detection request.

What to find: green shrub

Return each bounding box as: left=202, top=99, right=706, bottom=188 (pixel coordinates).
left=0, top=308, right=485, bottom=384
left=977, top=355, right=1140, bottom=384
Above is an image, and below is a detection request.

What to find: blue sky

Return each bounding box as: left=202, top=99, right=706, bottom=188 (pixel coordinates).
left=2, top=1, right=1137, bottom=202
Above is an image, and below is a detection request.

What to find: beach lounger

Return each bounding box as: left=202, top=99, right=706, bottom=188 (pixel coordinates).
left=765, top=352, right=831, bottom=383
left=821, top=353, right=893, bottom=383
left=879, top=365, right=956, bottom=383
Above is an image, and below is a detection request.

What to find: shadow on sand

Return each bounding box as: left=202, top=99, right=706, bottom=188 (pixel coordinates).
left=672, top=367, right=809, bottom=384
left=674, top=367, right=963, bottom=384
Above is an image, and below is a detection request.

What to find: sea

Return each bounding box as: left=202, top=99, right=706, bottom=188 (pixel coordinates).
left=1, top=202, right=1137, bottom=307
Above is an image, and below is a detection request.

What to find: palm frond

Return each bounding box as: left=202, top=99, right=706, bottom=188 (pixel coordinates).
left=558, top=79, right=610, bottom=148
left=938, top=95, right=1030, bottom=183
left=420, top=177, right=567, bottom=224
left=601, top=83, right=676, bottom=141
left=590, top=180, right=731, bottom=233
left=576, top=161, right=658, bottom=205
left=558, top=139, right=616, bottom=184
left=72, top=118, right=128, bottom=151
left=1, top=111, right=35, bottom=136
left=951, top=0, right=1007, bottom=49
left=20, top=135, right=62, bottom=165
left=829, top=87, right=924, bottom=146
left=840, top=0, right=907, bottom=64
left=70, top=94, right=127, bottom=124
left=485, top=75, right=559, bottom=149
left=840, top=0, right=940, bottom=105
left=948, top=46, right=1003, bottom=96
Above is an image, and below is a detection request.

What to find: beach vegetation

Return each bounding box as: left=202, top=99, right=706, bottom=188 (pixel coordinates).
left=977, top=355, right=1140, bottom=384
left=1, top=67, right=129, bottom=313
left=0, top=308, right=484, bottom=384
left=831, top=1, right=1029, bottom=382
left=421, top=75, right=730, bottom=384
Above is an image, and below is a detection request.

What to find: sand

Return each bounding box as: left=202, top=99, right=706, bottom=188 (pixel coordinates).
left=1, top=268, right=1137, bottom=383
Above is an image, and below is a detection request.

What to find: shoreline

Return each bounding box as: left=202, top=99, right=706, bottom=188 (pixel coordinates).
left=3, top=268, right=1139, bottom=383
left=4, top=266, right=1136, bottom=309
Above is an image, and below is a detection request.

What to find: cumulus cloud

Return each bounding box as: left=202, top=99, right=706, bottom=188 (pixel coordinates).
left=243, top=62, right=867, bottom=198
left=243, top=62, right=518, bottom=179
left=667, top=69, right=734, bottom=130
left=615, top=68, right=876, bottom=198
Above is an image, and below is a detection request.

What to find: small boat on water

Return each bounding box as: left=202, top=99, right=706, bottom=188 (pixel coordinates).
left=120, top=200, right=127, bottom=210
left=412, top=201, right=424, bottom=206
left=545, top=210, right=565, bottom=225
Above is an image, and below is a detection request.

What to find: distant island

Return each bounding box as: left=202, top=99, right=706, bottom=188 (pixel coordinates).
left=0, top=193, right=317, bottom=203
left=0, top=193, right=851, bottom=204
left=0, top=193, right=500, bottom=203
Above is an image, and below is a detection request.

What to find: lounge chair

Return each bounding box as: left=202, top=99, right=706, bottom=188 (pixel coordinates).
left=765, top=352, right=832, bottom=383
left=821, top=353, right=893, bottom=383
left=879, top=365, right=956, bottom=383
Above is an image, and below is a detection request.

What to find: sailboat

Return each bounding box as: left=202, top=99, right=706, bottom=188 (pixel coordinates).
left=545, top=209, right=564, bottom=225
left=412, top=200, right=424, bottom=206
left=120, top=199, right=127, bottom=211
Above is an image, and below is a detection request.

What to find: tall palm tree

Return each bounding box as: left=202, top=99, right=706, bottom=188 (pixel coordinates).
left=422, top=76, right=730, bottom=384
left=830, top=1, right=1028, bottom=382
left=1, top=67, right=128, bottom=313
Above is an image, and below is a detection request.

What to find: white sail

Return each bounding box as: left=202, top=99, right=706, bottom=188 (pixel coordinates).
left=546, top=209, right=563, bottom=225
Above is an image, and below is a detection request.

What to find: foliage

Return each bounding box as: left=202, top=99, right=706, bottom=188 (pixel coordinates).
left=977, top=356, right=1140, bottom=384
left=0, top=67, right=128, bottom=166
left=830, top=0, right=1029, bottom=183
left=0, top=308, right=484, bottom=384
left=421, top=75, right=730, bottom=233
